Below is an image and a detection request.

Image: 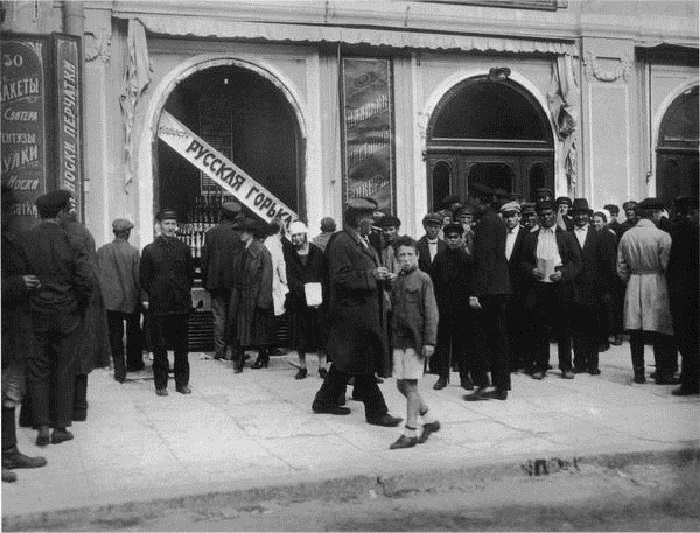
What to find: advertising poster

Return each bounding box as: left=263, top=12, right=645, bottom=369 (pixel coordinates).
left=1, top=36, right=51, bottom=230
left=341, top=58, right=395, bottom=214
left=54, top=34, right=83, bottom=220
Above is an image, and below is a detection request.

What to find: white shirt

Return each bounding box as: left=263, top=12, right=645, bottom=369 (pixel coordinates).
left=536, top=226, right=562, bottom=282
left=574, top=224, right=589, bottom=250
left=427, top=238, right=439, bottom=262
left=505, top=226, right=520, bottom=261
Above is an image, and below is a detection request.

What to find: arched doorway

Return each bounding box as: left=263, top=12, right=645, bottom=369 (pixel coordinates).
left=155, top=63, right=305, bottom=222
left=656, top=85, right=699, bottom=204
left=425, top=76, right=554, bottom=210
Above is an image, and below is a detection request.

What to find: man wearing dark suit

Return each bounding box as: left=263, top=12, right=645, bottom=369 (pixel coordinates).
left=501, top=201, right=529, bottom=372
left=22, top=190, right=94, bottom=447
left=467, top=194, right=512, bottom=401
left=570, top=199, right=605, bottom=375
left=520, top=200, right=582, bottom=380
left=312, top=198, right=402, bottom=427
left=417, top=213, right=446, bottom=279
left=201, top=202, right=243, bottom=361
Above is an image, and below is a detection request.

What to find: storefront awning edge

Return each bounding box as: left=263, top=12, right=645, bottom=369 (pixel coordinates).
left=117, top=14, right=575, bottom=55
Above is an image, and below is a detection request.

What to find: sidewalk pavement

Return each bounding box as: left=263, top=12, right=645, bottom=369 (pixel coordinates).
left=3, top=343, right=699, bottom=523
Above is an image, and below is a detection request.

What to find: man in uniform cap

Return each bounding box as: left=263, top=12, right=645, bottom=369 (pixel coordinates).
left=440, top=194, right=462, bottom=212
left=97, top=218, right=143, bottom=383
left=667, top=196, right=699, bottom=395
left=617, top=198, right=675, bottom=385
left=453, top=205, right=475, bottom=254
left=520, top=202, right=539, bottom=232
left=22, top=190, right=94, bottom=446
left=201, top=201, right=244, bottom=361
left=500, top=201, right=529, bottom=372
left=570, top=199, right=606, bottom=375
left=619, top=201, right=639, bottom=237
left=417, top=213, right=446, bottom=279
left=140, top=209, right=194, bottom=395
left=312, top=198, right=402, bottom=427
left=1, top=185, right=48, bottom=482
left=520, top=200, right=581, bottom=380
left=603, top=204, right=621, bottom=237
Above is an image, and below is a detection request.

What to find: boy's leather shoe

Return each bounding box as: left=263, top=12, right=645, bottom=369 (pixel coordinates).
left=155, top=388, right=168, bottom=396
left=433, top=377, right=448, bottom=390
left=175, top=385, right=191, bottom=394
left=418, top=421, right=441, bottom=443
left=367, top=414, right=402, bottom=427
left=390, top=435, right=418, bottom=450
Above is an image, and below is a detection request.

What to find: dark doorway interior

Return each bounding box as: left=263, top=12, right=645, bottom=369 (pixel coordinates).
left=156, top=64, right=302, bottom=221
left=656, top=85, right=699, bottom=205
left=425, top=76, right=554, bottom=211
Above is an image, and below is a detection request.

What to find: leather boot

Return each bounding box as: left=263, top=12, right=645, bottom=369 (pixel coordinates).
left=2, top=447, right=47, bottom=470
left=234, top=356, right=244, bottom=373
left=633, top=367, right=646, bottom=384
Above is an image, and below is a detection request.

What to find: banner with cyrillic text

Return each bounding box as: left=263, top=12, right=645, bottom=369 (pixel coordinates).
left=157, top=110, right=297, bottom=226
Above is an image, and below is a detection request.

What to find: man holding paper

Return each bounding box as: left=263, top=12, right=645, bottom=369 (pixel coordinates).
left=283, top=222, right=326, bottom=380
left=520, top=200, right=581, bottom=380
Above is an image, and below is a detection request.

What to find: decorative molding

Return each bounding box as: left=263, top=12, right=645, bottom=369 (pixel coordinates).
left=582, top=51, right=632, bottom=83
left=84, top=28, right=112, bottom=63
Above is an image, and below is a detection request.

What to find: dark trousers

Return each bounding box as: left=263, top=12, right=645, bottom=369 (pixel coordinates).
left=106, top=310, right=142, bottom=379
left=28, top=312, right=81, bottom=428
left=2, top=407, right=16, bottom=452
left=572, top=302, right=600, bottom=371
left=210, top=289, right=231, bottom=358
left=150, top=314, right=189, bottom=390
left=529, top=283, right=573, bottom=373
left=474, top=295, right=511, bottom=391
left=629, top=330, right=675, bottom=377
left=506, top=297, right=529, bottom=371
left=313, top=364, right=388, bottom=421
left=434, top=316, right=470, bottom=381
left=673, top=302, right=700, bottom=392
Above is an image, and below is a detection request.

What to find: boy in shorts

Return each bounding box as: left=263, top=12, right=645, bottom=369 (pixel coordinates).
left=389, top=236, right=440, bottom=449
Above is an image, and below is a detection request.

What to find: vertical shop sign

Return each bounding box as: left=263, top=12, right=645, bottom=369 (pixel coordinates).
left=54, top=35, right=83, bottom=219
left=0, top=36, right=50, bottom=229
left=341, top=58, right=395, bottom=214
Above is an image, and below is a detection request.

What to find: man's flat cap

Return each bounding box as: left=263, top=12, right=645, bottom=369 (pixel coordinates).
left=556, top=196, right=573, bottom=207
left=156, top=209, right=178, bottom=221
left=346, top=197, right=378, bottom=211
left=112, top=218, right=134, bottom=232
left=222, top=201, right=243, bottom=214
left=535, top=188, right=554, bottom=199
left=571, top=198, right=592, bottom=214
left=36, top=190, right=71, bottom=211
left=442, top=222, right=464, bottom=236
left=378, top=215, right=401, bottom=227
left=622, top=201, right=638, bottom=211
left=422, top=212, right=442, bottom=226
left=521, top=202, right=537, bottom=214
left=454, top=205, right=475, bottom=218
left=603, top=203, right=619, bottom=215
left=500, top=201, right=521, bottom=214
left=638, top=197, right=665, bottom=211
left=536, top=200, right=556, bottom=213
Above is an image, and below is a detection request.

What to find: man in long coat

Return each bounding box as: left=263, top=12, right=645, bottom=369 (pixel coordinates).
left=228, top=218, right=274, bottom=372
left=60, top=209, right=111, bottom=421
left=22, top=190, right=93, bottom=446
left=312, top=199, right=402, bottom=427
left=1, top=185, right=47, bottom=482
left=667, top=196, right=699, bottom=395
left=617, top=198, right=675, bottom=385
left=140, top=209, right=194, bottom=395
left=97, top=218, right=143, bottom=383
left=284, top=221, right=326, bottom=379
left=467, top=192, right=512, bottom=401
left=416, top=213, right=446, bottom=279
left=201, top=201, right=243, bottom=360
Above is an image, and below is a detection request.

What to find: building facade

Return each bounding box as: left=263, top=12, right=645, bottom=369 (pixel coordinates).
left=2, top=0, right=698, bottom=248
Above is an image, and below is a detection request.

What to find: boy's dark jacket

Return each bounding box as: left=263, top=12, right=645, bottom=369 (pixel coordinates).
left=390, top=268, right=439, bottom=351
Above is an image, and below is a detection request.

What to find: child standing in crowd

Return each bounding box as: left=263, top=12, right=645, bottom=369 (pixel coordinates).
left=389, top=236, right=440, bottom=449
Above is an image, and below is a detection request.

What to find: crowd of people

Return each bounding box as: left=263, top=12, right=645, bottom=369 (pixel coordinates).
left=2, top=182, right=698, bottom=480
